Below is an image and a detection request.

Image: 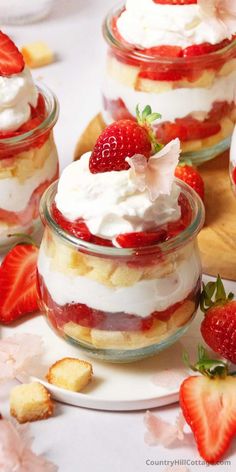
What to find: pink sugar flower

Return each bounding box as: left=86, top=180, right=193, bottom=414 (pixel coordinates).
left=0, top=333, right=43, bottom=382
left=126, top=138, right=180, bottom=202
left=198, top=0, right=236, bottom=39
left=0, top=419, right=57, bottom=472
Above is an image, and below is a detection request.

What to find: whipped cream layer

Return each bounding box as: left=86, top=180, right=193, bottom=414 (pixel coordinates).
left=0, top=145, right=58, bottom=213
left=230, top=126, right=236, bottom=166
left=117, top=0, right=234, bottom=49
left=55, top=152, right=181, bottom=240
left=38, top=246, right=201, bottom=317
left=0, top=67, right=38, bottom=132
left=103, top=69, right=236, bottom=124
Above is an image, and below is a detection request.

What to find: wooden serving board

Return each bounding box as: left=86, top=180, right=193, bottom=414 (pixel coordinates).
left=74, top=114, right=236, bottom=281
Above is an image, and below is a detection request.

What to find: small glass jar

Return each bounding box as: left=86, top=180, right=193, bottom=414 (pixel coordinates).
left=37, top=179, right=204, bottom=363
left=0, top=0, right=55, bottom=24
left=230, top=125, right=236, bottom=195
left=0, top=83, right=59, bottom=251
left=102, top=5, right=236, bottom=166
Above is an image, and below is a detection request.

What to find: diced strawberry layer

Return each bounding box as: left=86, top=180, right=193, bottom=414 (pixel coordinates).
left=38, top=273, right=200, bottom=332
left=104, top=98, right=233, bottom=144
left=0, top=93, right=49, bottom=160
left=232, top=167, right=236, bottom=185
left=153, top=0, right=197, bottom=3
left=51, top=192, right=192, bottom=249
left=0, top=167, right=58, bottom=227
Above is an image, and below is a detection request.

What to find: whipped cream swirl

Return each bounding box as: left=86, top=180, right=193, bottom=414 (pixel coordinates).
left=0, top=67, right=38, bottom=132
left=55, top=151, right=181, bottom=240
left=117, top=0, right=234, bottom=49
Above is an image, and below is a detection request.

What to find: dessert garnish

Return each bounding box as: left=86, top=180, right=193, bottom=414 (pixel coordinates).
left=180, top=345, right=236, bottom=463
left=175, top=162, right=205, bottom=200
left=0, top=30, right=24, bottom=76
left=0, top=418, right=58, bottom=471
left=144, top=410, right=186, bottom=447
left=0, top=333, right=42, bottom=382
left=200, top=275, right=236, bottom=363
left=89, top=105, right=161, bottom=173
left=0, top=243, right=39, bottom=324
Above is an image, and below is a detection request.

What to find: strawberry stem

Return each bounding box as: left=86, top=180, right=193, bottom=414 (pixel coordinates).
left=183, top=344, right=229, bottom=379
left=200, top=275, right=234, bottom=313
left=8, top=233, right=38, bottom=247
left=136, top=104, right=163, bottom=154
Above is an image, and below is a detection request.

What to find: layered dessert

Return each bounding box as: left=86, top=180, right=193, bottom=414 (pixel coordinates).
left=0, top=31, right=59, bottom=249
left=37, top=108, right=204, bottom=361
left=230, top=125, right=236, bottom=195
left=102, top=0, right=236, bottom=163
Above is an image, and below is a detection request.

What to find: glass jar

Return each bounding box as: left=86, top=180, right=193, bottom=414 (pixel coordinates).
left=230, top=125, right=236, bottom=195
left=37, top=179, right=205, bottom=363
left=102, top=5, right=236, bottom=166
left=0, top=0, right=55, bottom=24
left=0, top=83, right=59, bottom=251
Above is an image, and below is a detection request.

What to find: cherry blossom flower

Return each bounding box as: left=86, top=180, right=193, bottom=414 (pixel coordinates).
left=126, top=138, right=180, bottom=202
left=0, top=419, right=57, bottom=472
left=198, top=0, right=236, bottom=39
left=0, top=334, right=43, bottom=382
left=144, top=411, right=186, bottom=447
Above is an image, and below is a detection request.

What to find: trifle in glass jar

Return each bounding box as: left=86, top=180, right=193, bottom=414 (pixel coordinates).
left=0, top=32, right=59, bottom=250
left=37, top=109, right=204, bottom=362
left=230, top=125, right=236, bottom=195
left=102, top=0, right=236, bottom=165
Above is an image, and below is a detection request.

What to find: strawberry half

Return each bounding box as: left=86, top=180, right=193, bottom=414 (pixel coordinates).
left=0, top=244, right=39, bottom=324
left=89, top=105, right=161, bottom=173
left=0, top=31, right=24, bottom=76
left=200, top=276, right=236, bottom=363
left=180, top=346, right=236, bottom=464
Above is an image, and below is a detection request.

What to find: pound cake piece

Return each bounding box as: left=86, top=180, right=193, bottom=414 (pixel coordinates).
left=46, top=357, right=93, bottom=392
left=10, top=382, right=54, bottom=424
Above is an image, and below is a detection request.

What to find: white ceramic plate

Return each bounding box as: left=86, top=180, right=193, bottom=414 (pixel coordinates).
left=2, top=276, right=235, bottom=411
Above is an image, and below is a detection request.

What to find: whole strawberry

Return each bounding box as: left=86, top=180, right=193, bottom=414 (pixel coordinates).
left=175, top=163, right=204, bottom=200
left=89, top=106, right=161, bottom=173
left=200, top=275, right=236, bottom=363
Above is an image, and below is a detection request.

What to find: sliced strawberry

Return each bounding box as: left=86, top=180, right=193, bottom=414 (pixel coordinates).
left=51, top=203, right=92, bottom=241
left=232, top=167, right=236, bottom=185
left=0, top=31, right=24, bottom=76
left=0, top=244, right=39, bottom=324
left=180, top=346, right=236, bottom=464
left=175, top=164, right=205, bottom=200
left=139, top=67, right=184, bottom=82
left=142, top=45, right=183, bottom=58
left=183, top=38, right=232, bottom=57
left=156, top=116, right=221, bottom=144
left=103, top=96, right=135, bottom=121
left=116, top=230, right=168, bottom=248
left=180, top=375, right=236, bottom=463
left=153, top=0, right=197, bottom=4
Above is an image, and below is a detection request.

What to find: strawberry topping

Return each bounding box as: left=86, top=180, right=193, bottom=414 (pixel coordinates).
left=0, top=31, right=24, bottom=76
left=0, top=244, right=39, bottom=324
left=175, top=164, right=205, bottom=200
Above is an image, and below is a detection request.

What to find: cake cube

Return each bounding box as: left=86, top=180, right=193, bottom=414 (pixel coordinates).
left=10, top=382, right=54, bottom=424
left=46, top=357, right=93, bottom=392
left=21, top=41, right=54, bottom=68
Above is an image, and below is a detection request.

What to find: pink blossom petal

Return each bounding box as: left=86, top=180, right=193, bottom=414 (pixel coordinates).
left=0, top=420, right=57, bottom=472
left=198, top=0, right=236, bottom=38
left=127, top=138, right=180, bottom=202
left=0, top=334, right=43, bottom=382
left=152, top=368, right=188, bottom=391
left=144, top=411, right=186, bottom=447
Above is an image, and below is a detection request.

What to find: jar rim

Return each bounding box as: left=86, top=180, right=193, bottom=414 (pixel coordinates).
left=103, top=3, right=236, bottom=64
left=0, top=82, right=59, bottom=146
left=40, top=178, right=205, bottom=258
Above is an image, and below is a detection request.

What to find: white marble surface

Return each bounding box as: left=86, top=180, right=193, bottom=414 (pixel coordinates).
left=0, top=1, right=236, bottom=471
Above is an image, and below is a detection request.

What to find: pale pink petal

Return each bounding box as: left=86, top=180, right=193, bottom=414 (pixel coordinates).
left=152, top=368, right=188, bottom=391
left=0, top=334, right=43, bottom=382
left=126, top=154, right=147, bottom=192
left=198, top=0, right=236, bottom=38
left=0, top=420, right=57, bottom=472
left=127, top=138, right=180, bottom=202
left=175, top=412, right=186, bottom=441
left=144, top=411, right=185, bottom=447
